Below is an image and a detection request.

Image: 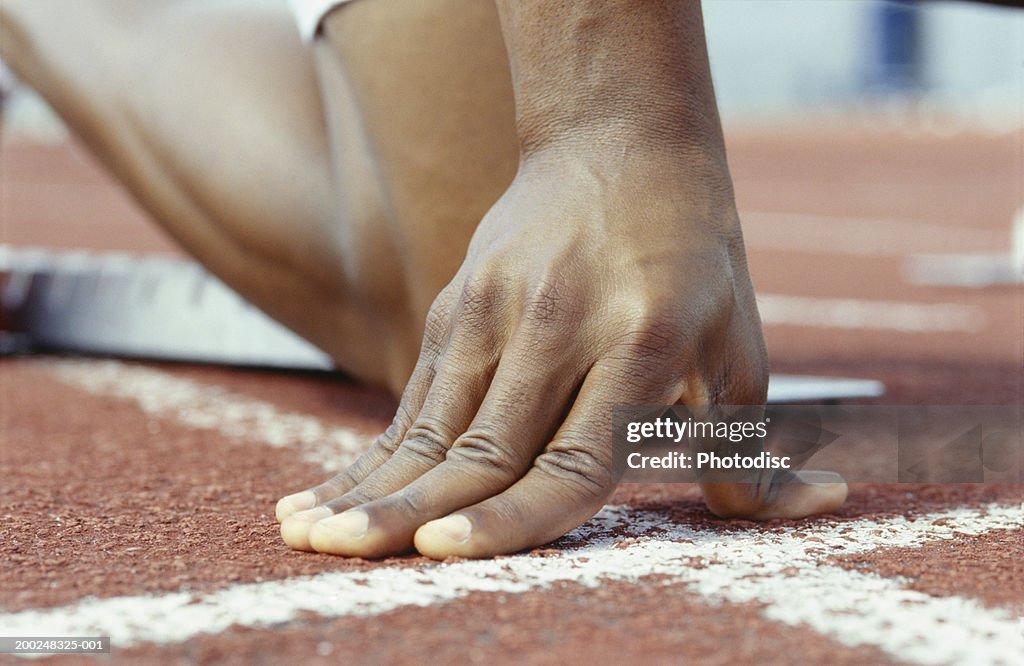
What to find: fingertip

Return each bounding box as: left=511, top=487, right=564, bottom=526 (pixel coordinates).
left=816, top=481, right=849, bottom=513
left=308, top=510, right=369, bottom=556
left=768, top=473, right=849, bottom=519
left=414, top=514, right=474, bottom=560
left=275, top=491, right=317, bottom=522
left=704, top=471, right=849, bottom=520
left=280, top=506, right=332, bottom=551
left=795, top=471, right=849, bottom=512
left=795, top=470, right=846, bottom=486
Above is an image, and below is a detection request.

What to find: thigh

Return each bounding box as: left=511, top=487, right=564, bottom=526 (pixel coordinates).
left=2, top=1, right=335, bottom=267
left=3, top=0, right=521, bottom=394
left=1, top=0, right=391, bottom=382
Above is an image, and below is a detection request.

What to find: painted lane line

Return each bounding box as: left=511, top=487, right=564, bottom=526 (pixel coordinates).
left=740, top=211, right=1009, bottom=257
left=43, top=359, right=370, bottom=472
left=757, top=294, right=985, bottom=333
left=2, top=504, right=1020, bottom=665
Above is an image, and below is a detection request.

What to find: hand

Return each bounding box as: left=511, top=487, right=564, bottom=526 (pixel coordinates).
left=275, top=148, right=771, bottom=559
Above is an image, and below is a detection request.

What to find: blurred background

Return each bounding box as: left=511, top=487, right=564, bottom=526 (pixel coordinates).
left=4, top=0, right=1021, bottom=140
left=1, top=0, right=1021, bottom=400
left=703, top=0, right=1021, bottom=131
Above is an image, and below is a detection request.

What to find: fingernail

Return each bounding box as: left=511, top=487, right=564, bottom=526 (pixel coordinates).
left=318, top=509, right=369, bottom=540
left=280, top=507, right=333, bottom=550
left=275, top=491, right=317, bottom=521
left=797, top=471, right=845, bottom=486
left=426, top=515, right=472, bottom=544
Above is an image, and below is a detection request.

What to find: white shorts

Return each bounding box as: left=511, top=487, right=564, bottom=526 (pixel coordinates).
left=288, top=0, right=356, bottom=43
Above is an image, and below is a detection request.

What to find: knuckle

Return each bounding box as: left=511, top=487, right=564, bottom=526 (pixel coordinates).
left=317, top=470, right=356, bottom=496
left=459, top=272, right=500, bottom=316
left=524, top=272, right=577, bottom=327
left=533, top=443, right=614, bottom=495
left=625, top=317, right=689, bottom=353
left=422, top=286, right=459, bottom=353
left=606, top=316, right=690, bottom=373
left=333, top=488, right=375, bottom=509
left=374, top=418, right=407, bottom=456
left=705, top=323, right=769, bottom=406
left=617, top=357, right=663, bottom=393
left=597, top=319, right=691, bottom=394
left=394, top=487, right=431, bottom=516
left=447, top=430, right=520, bottom=479
left=399, top=419, right=455, bottom=465
left=391, top=402, right=416, bottom=433
left=421, top=308, right=449, bottom=355
left=456, top=270, right=506, bottom=336
left=719, top=354, right=769, bottom=406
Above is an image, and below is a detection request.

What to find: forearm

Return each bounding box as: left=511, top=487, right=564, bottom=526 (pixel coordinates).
left=493, top=0, right=726, bottom=161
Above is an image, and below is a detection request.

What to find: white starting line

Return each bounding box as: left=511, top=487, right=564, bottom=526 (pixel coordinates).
left=1, top=505, right=1021, bottom=666
left=13, top=358, right=1022, bottom=665
left=42, top=358, right=371, bottom=472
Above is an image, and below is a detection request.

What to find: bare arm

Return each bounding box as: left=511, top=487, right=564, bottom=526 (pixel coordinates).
left=496, top=0, right=727, bottom=162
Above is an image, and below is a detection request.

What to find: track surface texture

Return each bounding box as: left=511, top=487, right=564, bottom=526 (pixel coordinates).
left=1, top=123, right=1022, bottom=665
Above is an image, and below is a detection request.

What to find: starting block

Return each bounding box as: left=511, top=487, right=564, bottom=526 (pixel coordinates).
left=1, top=245, right=884, bottom=404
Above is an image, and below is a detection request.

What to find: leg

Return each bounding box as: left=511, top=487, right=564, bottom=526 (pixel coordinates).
left=309, top=0, right=520, bottom=389
left=0, top=0, right=388, bottom=384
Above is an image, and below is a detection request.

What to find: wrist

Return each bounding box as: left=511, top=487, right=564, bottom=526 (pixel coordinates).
left=496, top=0, right=726, bottom=162
left=517, top=140, right=736, bottom=214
